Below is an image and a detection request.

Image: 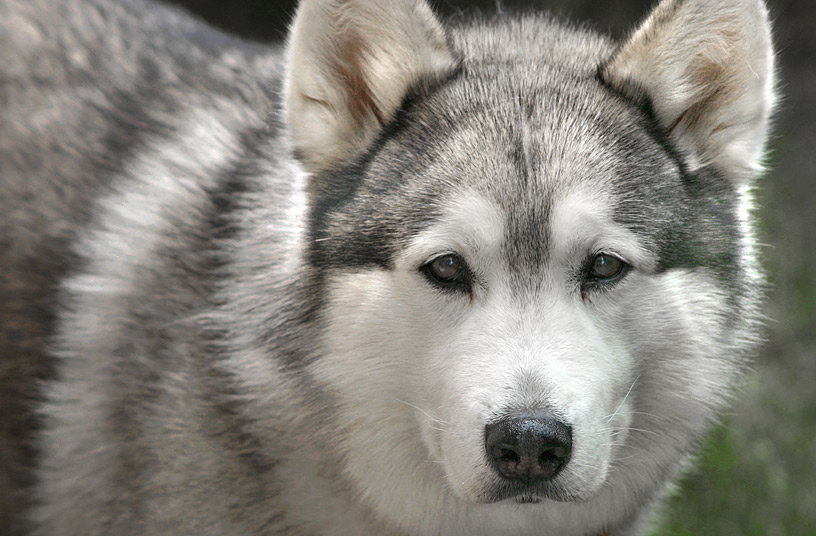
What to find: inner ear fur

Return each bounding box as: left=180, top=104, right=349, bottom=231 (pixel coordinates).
left=284, top=0, right=457, bottom=173
left=600, top=0, right=776, bottom=181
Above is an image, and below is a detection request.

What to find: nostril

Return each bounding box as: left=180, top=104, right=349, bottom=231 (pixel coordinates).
left=490, top=445, right=520, bottom=464
left=484, top=413, right=572, bottom=483
left=540, top=445, right=568, bottom=463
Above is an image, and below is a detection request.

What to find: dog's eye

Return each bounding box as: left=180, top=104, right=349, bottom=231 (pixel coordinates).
left=588, top=253, right=625, bottom=280
left=581, top=253, right=629, bottom=295
left=420, top=253, right=471, bottom=292
left=430, top=254, right=461, bottom=280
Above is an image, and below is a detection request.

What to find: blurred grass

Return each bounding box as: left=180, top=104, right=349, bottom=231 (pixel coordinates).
left=651, top=402, right=816, bottom=535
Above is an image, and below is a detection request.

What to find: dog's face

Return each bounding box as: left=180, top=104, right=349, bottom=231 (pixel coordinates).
left=309, top=65, right=741, bottom=508
left=284, top=0, right=773, bottom=528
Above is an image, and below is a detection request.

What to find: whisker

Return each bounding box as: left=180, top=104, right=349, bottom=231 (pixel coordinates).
left=605, top=374, right=641, bottom=423
left=393, top=397, right=450, bottom=425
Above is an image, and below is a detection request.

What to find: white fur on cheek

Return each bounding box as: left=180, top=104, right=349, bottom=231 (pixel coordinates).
left=309, top=268, right=452, bottom=533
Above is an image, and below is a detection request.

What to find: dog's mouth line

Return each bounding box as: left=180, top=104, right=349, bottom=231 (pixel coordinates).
left=473, top=476, right=601, bottom=505
left=514, top=494, right=543, bottom=504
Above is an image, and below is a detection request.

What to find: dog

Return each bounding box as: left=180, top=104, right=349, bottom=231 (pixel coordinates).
left=0, top=0, right=776, bottom=534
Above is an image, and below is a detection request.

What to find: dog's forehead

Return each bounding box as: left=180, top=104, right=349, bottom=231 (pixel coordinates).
left=312, top=19, right=680, bottom=275
left=410, top=71, right=654, bottom=263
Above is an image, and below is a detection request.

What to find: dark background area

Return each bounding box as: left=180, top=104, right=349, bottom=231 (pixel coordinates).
left=168, top=0, right=815, bottom=533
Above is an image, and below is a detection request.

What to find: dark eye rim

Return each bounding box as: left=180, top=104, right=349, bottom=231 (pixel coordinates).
left=419, top=253, right=473, bottom=294
left=581, top=252, right=630, bottom=291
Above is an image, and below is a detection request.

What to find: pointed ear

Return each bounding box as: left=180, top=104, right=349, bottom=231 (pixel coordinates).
left=284, top=0, right=457, bottom=172
left=600, top=0, right=776, bottom=181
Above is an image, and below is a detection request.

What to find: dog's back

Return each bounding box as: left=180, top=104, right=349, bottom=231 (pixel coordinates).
left=0, top=1, right=284, bottom=531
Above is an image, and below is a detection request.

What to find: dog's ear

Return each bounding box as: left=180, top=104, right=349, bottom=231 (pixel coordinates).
left=284, top=0, right=456, bottom=172
left=600, top=0, right=775, bottom=181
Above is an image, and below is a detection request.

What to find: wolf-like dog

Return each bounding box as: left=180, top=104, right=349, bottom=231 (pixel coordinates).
left=0, top=0, right=775, bottom=534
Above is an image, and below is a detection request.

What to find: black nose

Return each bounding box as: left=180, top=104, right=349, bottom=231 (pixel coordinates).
left=484, top=414, right=572, bottom=484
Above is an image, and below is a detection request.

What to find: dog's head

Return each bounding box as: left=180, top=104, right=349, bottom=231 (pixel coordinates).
left=283, top=0, right=774, bottom=528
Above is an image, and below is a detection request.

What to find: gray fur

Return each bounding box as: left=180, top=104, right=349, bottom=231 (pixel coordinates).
left=0, top=0, right=774, bottom=535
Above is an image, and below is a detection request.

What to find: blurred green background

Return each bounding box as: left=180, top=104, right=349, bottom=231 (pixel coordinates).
left=170, top=0, right=814, bottom=533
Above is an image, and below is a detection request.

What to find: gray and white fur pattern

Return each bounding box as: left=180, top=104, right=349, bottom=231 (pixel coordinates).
left=0, top=0, right=775, bottom=534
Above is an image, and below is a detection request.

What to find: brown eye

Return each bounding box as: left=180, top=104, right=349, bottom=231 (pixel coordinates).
left=421, top=253, right=471, bottom=293
left=431, top=254, right=461, bottom=281
left=587, top=253, right=625, bottom=280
